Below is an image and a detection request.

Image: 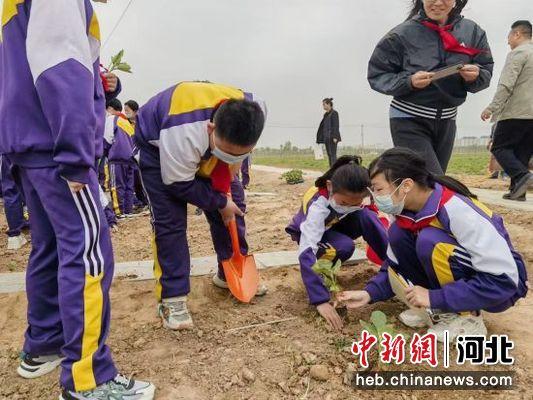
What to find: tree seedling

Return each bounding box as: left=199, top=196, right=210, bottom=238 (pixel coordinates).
left=107, top=49, right=132, bottom=74
left=312, top=259, right=342, bottom=293
left=359, top=311, right=395, bottom=341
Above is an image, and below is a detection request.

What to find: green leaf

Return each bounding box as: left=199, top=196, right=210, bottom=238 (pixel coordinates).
left=116, top=62, right=132, bottom=73
left=359, top=320, right=378, bottom=337
left=370, top=311, right=388, bottom=329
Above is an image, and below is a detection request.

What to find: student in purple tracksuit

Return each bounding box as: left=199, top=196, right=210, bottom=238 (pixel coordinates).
left=135, top=81, right=266, bottom=331
left=286, top=156, right=388, bottom=331
left=104, top=100, right=135, bottom=217
left=240, top=155, right=251, bottom=189
left=0, top=1, right=154, bottom=399
left=338, top=148, right=528, bottom=342
left=1, top=156, right=29, bottom=250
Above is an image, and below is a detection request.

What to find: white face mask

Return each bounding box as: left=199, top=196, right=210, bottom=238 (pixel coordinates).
left=212, top=146, right=249, bottom=165
left=329, top=197, right=362, bottom=215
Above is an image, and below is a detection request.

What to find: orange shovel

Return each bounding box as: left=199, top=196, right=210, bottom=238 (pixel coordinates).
left=221, top=218, right=259, bottom=303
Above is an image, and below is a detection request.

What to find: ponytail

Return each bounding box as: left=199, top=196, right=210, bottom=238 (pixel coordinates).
left=431, top=175, right=478, bottom=199
left=315, top=155, right=369, bottom=194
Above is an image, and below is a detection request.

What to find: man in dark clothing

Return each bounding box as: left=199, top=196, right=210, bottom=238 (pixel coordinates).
left=316, top=98, right=341, bottom=167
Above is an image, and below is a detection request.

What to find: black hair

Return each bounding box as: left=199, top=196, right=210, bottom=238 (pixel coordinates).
left=106, top=98, right=122, bottom=112
left=407, top=0, right=468, bottom=21
left=315, top=155, right=370, bottom=195
left=124, top=100, right=139, bottom=112
left=322, top=98, right=334, bottom=107
left=512, top=20, right=532, bottom=39
left=212, top=99, right=265, bottom=147
left=368, top=148, right=477, bottom=199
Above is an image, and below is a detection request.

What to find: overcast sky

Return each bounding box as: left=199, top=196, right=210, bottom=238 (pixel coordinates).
left=94, top=0, right=532, bottom=148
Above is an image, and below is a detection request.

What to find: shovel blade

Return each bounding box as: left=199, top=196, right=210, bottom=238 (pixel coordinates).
left=221, top=254, right=259, bottom=303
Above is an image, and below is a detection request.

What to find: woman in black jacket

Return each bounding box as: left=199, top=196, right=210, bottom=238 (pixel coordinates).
left=316, top=98, right=341, bottom=167
left=368, top=0, right=493, bottom=174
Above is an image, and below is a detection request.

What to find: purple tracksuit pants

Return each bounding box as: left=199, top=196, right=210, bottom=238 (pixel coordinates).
left=17, top=165, right=117, bottom=392
left=1, top=156, right=27, bottom=237
left=141, top=167, right=248, bottom=300
left=109, top=162, right=134, bottom=216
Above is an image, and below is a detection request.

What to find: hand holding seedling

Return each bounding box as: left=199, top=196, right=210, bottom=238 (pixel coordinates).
left=337, top=290, right=371, bottom=309
left=405, top=285, right=430, bottom=308
left=317, top=302, right=343, bottom=332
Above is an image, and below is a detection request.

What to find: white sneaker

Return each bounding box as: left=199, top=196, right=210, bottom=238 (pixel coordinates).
left=428, top=313, right=487, bottom=342
left=158, top=296, right=194, bottom=330
left=17, top=352, right=63, bottom=379
left=398, top=309, right=432, bottom=328
left=7, top=234, right=27, bottom=250
left=59, top=374, right=155, bottom=400
left=211, top=273, right=268, bottom=296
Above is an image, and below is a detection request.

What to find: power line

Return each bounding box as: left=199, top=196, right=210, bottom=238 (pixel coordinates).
left=102, top=0, right=135, bottom=50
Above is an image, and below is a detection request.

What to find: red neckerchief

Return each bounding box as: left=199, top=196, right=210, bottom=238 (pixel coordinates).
left=421, top=21, right=483, bottom=57
left=395, top=186, right=455, bottom=233
left=209, top=160, right=232, bottom=194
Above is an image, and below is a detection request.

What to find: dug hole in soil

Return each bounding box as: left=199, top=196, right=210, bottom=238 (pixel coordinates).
left=0, top=170, right=532, bottom=399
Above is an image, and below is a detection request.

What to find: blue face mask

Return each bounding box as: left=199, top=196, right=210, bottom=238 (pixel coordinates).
left=212, top=147, right=250, bottom=165
left=369, top=181, right=407, bottom=215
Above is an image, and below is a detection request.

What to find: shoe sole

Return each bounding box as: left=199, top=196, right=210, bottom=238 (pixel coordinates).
left=510, top=175, right=533, bottom=200
left=17, top=358, right=62, bottom=379
left=159, top=311, right=194, bottom=331
left=59, top=384, right=156, bottom=400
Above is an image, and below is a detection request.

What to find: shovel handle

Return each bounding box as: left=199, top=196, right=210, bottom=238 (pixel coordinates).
left=227, top=218, right=243, bottom=260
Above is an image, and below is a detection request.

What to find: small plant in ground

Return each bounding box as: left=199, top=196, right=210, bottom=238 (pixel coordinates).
left=280, top=169, right=304, bottom=185
left=312, top=259, right=342, bottom=293
left=107, top=49, right=132, bottom=74
left=359, top=311, right=395, bottom=341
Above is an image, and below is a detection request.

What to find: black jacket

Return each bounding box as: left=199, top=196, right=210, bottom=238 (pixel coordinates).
left=367, top=11, right=493, bottom=109
left=316, top=110, right=341, bottom=144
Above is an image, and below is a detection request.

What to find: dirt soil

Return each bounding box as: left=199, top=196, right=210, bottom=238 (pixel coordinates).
left=0, top=171, right=532, bottom=399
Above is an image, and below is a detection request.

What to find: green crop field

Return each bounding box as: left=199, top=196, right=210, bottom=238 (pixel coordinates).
left=253, top=151, right=489, bottom=176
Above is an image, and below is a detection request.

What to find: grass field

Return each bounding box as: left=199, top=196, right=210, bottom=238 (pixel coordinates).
left=253, top=151, right=489, bottom=175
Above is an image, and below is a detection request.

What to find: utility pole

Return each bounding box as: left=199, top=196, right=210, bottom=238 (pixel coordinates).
left=360, top=124, right=365, bottom=153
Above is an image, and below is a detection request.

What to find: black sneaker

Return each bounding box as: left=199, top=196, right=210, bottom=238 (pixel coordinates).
left=503, top=192, right=526, bottom=202
left=17, top=352, right=63, bottom=379
left=508, top=173, right=532, bottom=200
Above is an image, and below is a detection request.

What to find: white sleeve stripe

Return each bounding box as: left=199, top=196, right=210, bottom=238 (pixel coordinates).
left=27, top=0, right=93, bottom=82
left=298, top=197, right=330, bottom=256
left=445, top=197, right=519, bottom=286
left=159, top=121, right=209, bottom=184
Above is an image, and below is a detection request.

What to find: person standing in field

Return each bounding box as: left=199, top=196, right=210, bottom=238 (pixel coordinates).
left=316, top=98, right=341, bottom=167
left=368, top=0, right=493, bottom=174
left=0, top=0, right=155, bottom=398
left=482, top=20, right=533, bottom=201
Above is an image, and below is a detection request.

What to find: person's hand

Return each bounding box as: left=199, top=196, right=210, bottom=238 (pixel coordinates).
left=336, top=290, right=371, bottom=309
left=110, top=224, right=119, bottom=233
left=411, top=71, right=435, bottom=89
left=67, top=180, right=85, bottom=193
left=219, top=198, right=244, bottom=224
left=460, top=64, right=480, bottom=83
left=316, top=302, right=344, bottom=331
left=481, top=108, right=492, bottom=122
left=103, top=72, right=118, bottom=92
left=405, top=286, right=430, bottom=308
left=333, top=138, right=338, bottom=144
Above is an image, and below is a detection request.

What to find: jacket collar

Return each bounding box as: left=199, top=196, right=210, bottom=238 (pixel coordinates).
left=397, top=183, right=443, bottom=223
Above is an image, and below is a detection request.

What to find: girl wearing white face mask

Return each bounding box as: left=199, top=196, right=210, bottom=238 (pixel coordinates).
left=338, top=148, right=528, bottom=342
left=286, top=156, right=389, bottom=331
